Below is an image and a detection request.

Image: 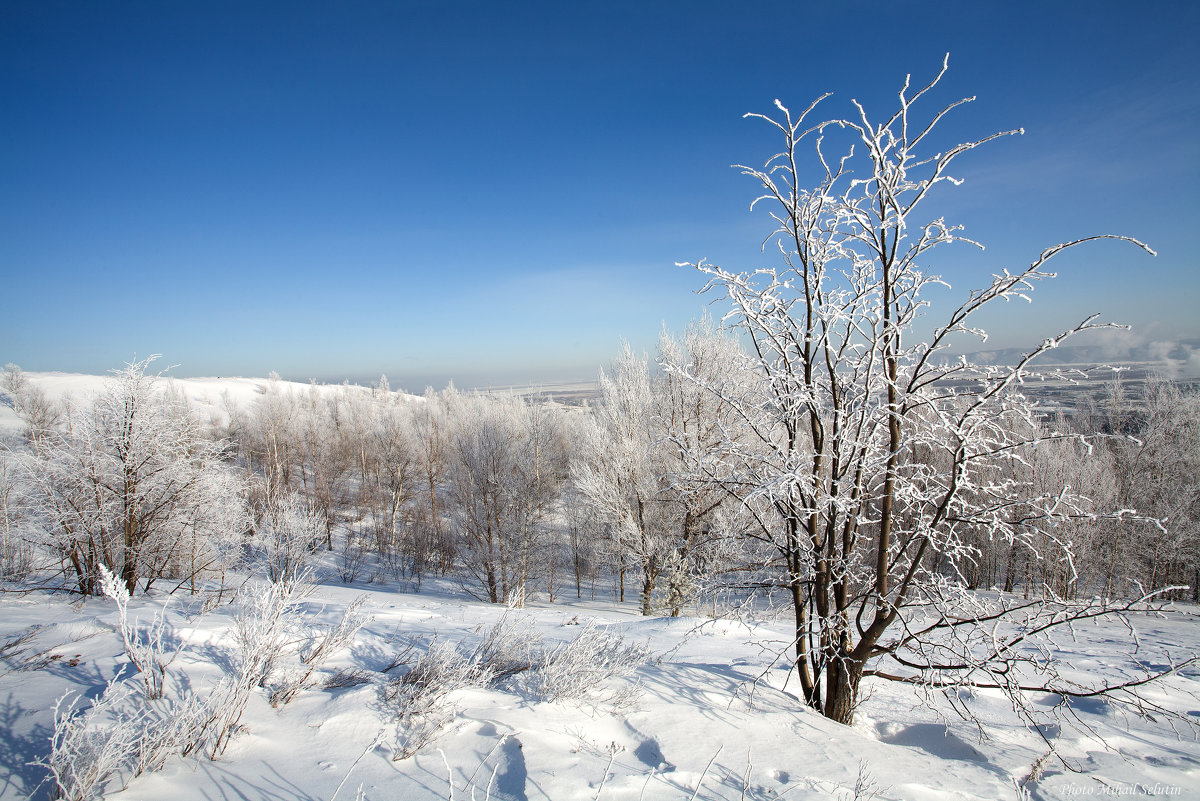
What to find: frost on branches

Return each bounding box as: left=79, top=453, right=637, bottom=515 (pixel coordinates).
left=572, top=322, right=744, bottom=617
left=675, top=58, right=1195, bottom=727
left=15, top=358, right=248, bottom=595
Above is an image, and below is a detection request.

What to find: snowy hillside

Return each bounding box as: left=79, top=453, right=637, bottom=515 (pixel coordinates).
left=2, top=571, right=1197, bottom=801
left=0, top=370, right=407, bottom=437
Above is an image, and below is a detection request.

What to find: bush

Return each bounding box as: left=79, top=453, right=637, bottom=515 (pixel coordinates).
left=383, top=612, right=650, bottom=759
left=270, top=596, right=371, bottom=707
left=37, top=679, right=214, bottom=801
left=467, top=608, right=541, bottom=680
left=385, top=640, right=495, bottom=760
left=518, top=620, right=649, bottom=707
left=99, top=564, right=180, bottom=700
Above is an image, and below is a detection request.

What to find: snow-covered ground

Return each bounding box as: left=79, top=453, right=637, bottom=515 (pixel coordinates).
left=2, top=571, right=1197, bottom=801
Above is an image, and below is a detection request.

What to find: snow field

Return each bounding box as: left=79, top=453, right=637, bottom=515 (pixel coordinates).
left=1, top=578, right=1197, bottom=801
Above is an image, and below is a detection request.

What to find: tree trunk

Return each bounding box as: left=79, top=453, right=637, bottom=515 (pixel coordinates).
left=823, top=655, right=864, bottom=725
left=641, top=571, right=655, bottom=616
left=640, top=556, right=660, bottom=616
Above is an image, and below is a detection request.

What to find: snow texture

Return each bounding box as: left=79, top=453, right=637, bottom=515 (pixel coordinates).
left=1, top=573, right=1197, bottom=801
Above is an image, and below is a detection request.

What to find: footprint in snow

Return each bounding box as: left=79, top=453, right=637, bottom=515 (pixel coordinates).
left=490, top=735, right=528, bottom=801
left=633, top=738, right=674, bottom=773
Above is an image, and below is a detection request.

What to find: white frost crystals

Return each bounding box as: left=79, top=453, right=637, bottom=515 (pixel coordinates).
left=673, top=55, right=1194, bottom=732
left=9, top=357, right=249, bottom=596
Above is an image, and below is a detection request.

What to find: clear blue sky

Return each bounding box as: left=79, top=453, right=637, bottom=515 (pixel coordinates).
left=2, top=1, right=1197, bottom=389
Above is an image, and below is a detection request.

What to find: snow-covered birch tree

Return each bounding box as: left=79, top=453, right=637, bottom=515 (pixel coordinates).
left=1085, top=375, right=1200, bottom=599
left=656, top=319, right=748, bottom=615
left=573, top=346, right=674, bottom=616
left=676, top=58, right=1189, bottom=727
left=3, top=363, right=63, bottom=445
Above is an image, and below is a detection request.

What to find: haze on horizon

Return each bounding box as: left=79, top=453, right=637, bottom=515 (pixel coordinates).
left=3, top=1, right=1198, bottom=389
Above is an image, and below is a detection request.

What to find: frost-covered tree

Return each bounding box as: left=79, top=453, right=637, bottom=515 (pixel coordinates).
left=238, top=372, right=302, bottom=503
left=561, top=481, right=605, bottom=600
left=677, top=59, right=1186, bottom=726
left=2, top=362, right=62, bottom=445
left=252, top=491, right=324, bottom=589
left=656, top=319, right=748, bottom=615
left=1085, top=375, right=1200, bottom=599
left=445, top=393, right=568, bottom=604
left=412, top=386, right=453, bottom=575
left=0, top=452, right=37, bottom=580
left=574, top=324, right=742, bottom=616
left=573, top=346, right=674, bottom=615
left=356, top=378, right=422, bottom=577
left=296, top=382, right=352, bottom=548
left=17, top=358, right=248, bottom=595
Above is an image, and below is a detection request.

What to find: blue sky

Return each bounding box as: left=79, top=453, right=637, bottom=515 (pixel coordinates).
left=2, top=1, right=1197, bottom=389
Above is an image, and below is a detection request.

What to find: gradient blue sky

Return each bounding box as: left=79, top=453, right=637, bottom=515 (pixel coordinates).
left=3, top=1, right=1197, bottom=389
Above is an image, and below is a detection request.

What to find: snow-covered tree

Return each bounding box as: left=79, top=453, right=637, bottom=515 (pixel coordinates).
left=252, top=491, right=323, bottom=589
left=357, top=378, right=422, bottom=578
left=239, top=372, right=302, bottom=504
left=574, top=325, right=743, bottom=616
left=18, top=358, right=248, bottom=595
left=2, top=362, right=63, bottom=445
left=0, top=451, right=37, bottom=580
left=445, top=393, right=568, bottom=604
left=1085, top=375, right=1200, bottom=599
left=676, top=58, right=1185, bottom=726
left=296, top=382, right=352, bottom=548
left=573, top=346, right=674, bottom=615
left=411, top=386, right=454, bottom=576
left=656, top=319, right=748, bottom=615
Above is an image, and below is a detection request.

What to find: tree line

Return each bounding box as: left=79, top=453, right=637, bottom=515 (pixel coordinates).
left=3, top=351, right=1195, bottom=611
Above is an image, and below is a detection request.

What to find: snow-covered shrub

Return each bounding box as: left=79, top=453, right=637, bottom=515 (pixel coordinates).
left=201, top=676, right=253, bottom=759
left=303, top=596, right=371, bottom=666
left=132, top=692, right=216, bottom=775
left=468, top=608, right=542, bottom=680
left=385, top=641, right=495, bottom=760
left=99, top=564, right=179, bottom=700
left=519, top=620, right=649, bottom=707
left=380, top=614, right=648, bottom=759
left=387, top=641, right=494, bottom=702
left=233, top=579, right=304, bottom=690
left=390, top=691, right=456, bottom=761
left=322, top=667, right=373, bottom=689
left=270, top=595, right=371, bottom=707
left=37, top=679, right=213, bottom=801
left=38, top=686, right=140, bottom=801
left=181, top=579, right=302, bottom=756
left=206, top=577, right=321, bottom=756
